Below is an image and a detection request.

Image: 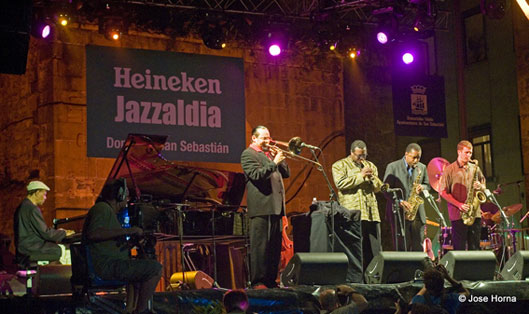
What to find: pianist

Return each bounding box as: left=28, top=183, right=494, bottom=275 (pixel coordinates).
left=82, top=178, right=161, bottom=314
left=14, top=180, right=73, bottom=264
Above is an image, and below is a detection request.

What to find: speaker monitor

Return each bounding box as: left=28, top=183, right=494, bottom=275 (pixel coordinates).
left=500, top=251, right=529, bottom=281
left=280, top=252, right=348, bottom=286
left=364, top=251, right=428, bottom=284
left=439, top=250, right=496, bottom=281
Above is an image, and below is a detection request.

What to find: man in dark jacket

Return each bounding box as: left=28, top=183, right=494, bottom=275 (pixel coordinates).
left=83, top=178, right=161, bottom=314
left=383, top=143, right=430, bottom=251
left=14, top=181, right=71, bottom=263
left=241, top=125, right=290, bottom=289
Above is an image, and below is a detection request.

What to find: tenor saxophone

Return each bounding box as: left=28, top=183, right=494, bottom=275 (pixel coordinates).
left=461, top=160, right=487, bottom=226
left=405, top=168, right=424, bottom=221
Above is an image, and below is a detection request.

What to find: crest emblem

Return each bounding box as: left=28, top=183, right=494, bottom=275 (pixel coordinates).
left=410, top=84, right=427, bottom=115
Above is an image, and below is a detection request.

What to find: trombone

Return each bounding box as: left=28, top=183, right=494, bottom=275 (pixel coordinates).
left=266, top=137, right=322, bottom=167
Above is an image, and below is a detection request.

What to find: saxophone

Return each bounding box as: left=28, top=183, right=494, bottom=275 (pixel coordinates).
left=405, top=168, right=424, bottom=221
left=461, top=160, right=487, bottom=226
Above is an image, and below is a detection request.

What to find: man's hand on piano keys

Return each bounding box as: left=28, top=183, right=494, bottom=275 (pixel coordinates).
left=59, top=228, right=76, bottom=237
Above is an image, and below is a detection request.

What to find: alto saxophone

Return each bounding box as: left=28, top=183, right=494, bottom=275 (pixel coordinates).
left=405, top=168, right=424, bottom=221
left=461, top=160, right=487, bottom=226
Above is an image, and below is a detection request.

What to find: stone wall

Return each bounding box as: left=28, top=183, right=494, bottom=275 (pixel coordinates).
left=514, top=5, right=529, bottom=213
left=0, top=24, right=346, bottom=251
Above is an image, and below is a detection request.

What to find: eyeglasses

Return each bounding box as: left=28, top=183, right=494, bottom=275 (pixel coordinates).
left=352, top=152, right=367, bottom=159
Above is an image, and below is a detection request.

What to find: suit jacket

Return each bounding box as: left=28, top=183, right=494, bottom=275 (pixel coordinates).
left=241, top=147, right=290, bottom=218
left=383, top=159, right=429, bottom=224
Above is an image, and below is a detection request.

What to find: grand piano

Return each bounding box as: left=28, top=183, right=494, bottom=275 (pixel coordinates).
left=61, top=133, right=248, bottom=290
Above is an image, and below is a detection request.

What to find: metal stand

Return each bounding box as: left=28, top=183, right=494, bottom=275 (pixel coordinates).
left=423, top=190, right=447, bottom=259
left=309, top=148, right=339, bottom=251
left=176, top=204, right=189, bottom=289
left=210, top=206, right=218, bottom=284
left=484, top=189, right=511, bottom=269
left=241, top=207, right=252, bottom=288
left=391, top=190, right=407, bottom=251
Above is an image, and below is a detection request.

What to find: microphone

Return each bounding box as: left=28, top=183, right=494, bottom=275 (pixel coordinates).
left=484, top=188, right=495, bottom=200
left=300, top=142, right=319, bottom=150
left=385, top=187, right=402, bottom=193
left=493, top=184, right=502, bottom=195
left=422, top=189, right=432, bottom=199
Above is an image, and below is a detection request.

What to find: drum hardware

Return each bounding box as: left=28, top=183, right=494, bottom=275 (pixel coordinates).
left=488, top=203, right=523, bottom=224
left=426, top=157, right=450, bottom=194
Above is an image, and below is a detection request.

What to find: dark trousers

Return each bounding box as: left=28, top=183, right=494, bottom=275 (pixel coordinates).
left=249, top=215, right=282, bottom=287
left=361, top=220, right=381, bottom=270
left=388, top=209, right=425, bottom=252
left=451, top=218, right=482, bottom=250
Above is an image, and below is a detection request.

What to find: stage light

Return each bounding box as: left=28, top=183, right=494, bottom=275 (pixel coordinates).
left=402, top=52, right=414, bottom=64
left=264, top=30, right=288, bottom=57
left=377, top=31, right=389, bottom=44
left=517, top=0, right=529, bottom=21
left=57, top=14, right=70, bottom=27
left=375, top=18, right=398, bottom=45
left=268, top=44, right=282, bottom=56
left=99, top=17, right=127, bottom=41
left=347, top=48, right=360, bottom=59
left=201, top=25, right=227, bottom=50
left=108, top=29, right=121, bottom=41
left=31, top=18, right=53, bottom=39
left=329, top=42, right=337, bottom=51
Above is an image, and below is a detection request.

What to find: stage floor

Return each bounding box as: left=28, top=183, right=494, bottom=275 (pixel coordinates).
left=1, top=280, right=529, bottom=313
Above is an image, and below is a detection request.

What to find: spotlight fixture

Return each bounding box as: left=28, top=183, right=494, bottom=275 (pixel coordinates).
left=57, top=13, right=70, bottom=26
left=412, top=1, right=436, bottom=33
left=347, top=48, right=361, bottom=59
left=99, top=17, right=127, bottom=41
left=402, top=52, right=414, bottom=64
left=375, top=16, right=398, bottom=45
left=264, top=30, right=288, bottom=57
left=201, top=25, right=227, bottom=50
left=517, top=0, right=529, bottom=21
left=376, top=31, right=389, bottom=44
left=31, top=17, right=53, bottom=39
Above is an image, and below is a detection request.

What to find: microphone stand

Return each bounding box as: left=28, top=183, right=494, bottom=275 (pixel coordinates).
left=309, top=148, right=339, bottom=251
left=484, top=189, right=511, bottom=268
left=423, top=191, right=447, bottom=259
left=423, top=191, right=447, bottom=227
left=391, top=189, right=406, bottom=251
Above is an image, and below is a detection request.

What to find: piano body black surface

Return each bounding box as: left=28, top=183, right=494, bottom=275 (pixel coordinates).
left=103, top=133, right=247, bottom=238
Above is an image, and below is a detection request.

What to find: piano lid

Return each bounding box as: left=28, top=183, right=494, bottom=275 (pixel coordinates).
left=104, top=134, right=245, bottom=207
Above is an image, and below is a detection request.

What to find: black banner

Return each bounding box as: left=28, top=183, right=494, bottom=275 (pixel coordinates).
left=392, top=75, right=447, bottom=138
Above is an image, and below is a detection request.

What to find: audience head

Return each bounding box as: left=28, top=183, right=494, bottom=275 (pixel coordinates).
left=319, top=289, right=339, bottom=312
left=423, top=268, right=445, bottom=297
left=223, top=289, right=249, bottom=312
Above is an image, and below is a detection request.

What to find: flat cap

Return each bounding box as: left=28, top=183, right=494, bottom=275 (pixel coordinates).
left=27, top=181, right=50, bottom=192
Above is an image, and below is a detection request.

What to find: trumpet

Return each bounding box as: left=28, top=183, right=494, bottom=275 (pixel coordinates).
left=266, top=137, right=322, bottom=167
left=360, top=160, right=390, bottom=192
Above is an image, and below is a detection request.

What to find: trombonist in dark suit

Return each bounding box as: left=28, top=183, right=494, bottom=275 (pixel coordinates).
left=383, top=143, right=429, bottom=251
left=241, top=125, right=290, bottom=289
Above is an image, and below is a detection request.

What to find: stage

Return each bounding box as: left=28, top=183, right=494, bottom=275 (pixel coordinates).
left=1, top=280, right=528, bottom=313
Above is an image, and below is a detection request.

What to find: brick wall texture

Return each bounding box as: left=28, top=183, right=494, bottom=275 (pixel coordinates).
left=514, top=7, right=529, bottom=211
left=0, top=26, right=346, bottom=252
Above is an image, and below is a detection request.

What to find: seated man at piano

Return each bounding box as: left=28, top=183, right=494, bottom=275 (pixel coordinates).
left=14, top=180, right=75, bottom=264
left=82, top=178, right=161, bottom=314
